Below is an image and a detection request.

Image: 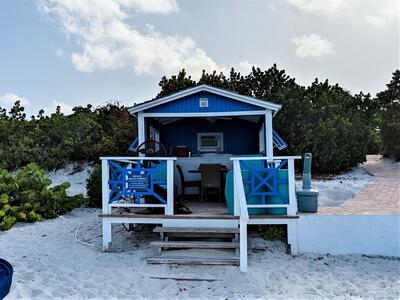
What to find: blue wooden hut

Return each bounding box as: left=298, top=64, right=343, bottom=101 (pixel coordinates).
left=100, top=84, right=301, bottom=272
left=129, top=84, right=281, bottom=157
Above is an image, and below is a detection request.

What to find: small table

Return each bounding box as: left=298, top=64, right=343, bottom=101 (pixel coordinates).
left=188, top=168, right=229, bottom=200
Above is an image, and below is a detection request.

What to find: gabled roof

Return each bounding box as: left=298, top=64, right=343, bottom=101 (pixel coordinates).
left=128, top=84, right=282, bottom=115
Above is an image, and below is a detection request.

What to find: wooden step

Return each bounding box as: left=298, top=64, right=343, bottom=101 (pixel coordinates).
left=100, top=212, right=238, bottom=220
left=147, top=256, right=239, bottom=265
left=150, top=241, right=239, bottom=249
left=153, top=227, right=239, bottom=234
left=158, top=232, right=236, bottom=239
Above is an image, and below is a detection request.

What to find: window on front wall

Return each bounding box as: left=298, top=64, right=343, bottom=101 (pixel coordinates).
left=197, top=133, right=224, bottom=153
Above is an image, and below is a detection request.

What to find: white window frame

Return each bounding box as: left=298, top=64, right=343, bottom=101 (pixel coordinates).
left=197, top=132, right=224, bottom=153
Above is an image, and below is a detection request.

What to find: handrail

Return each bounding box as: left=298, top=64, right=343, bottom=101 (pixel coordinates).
left=233, top=160, right=249, bottom=221
left=230, top=156, right=301, bottom=161
left=232, top=160, right=249, bottom=272
left=100, top=156, right=177, bottom=161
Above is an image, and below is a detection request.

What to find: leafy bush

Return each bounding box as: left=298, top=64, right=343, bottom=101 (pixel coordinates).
left=86, top=164, right=102, bottom=208
left=0, top=163, right=83, bottom=230
left=0, top=67, right=395, bottom=175
left=377, top=70, right=400, bottom=161
left=259, top=225, right=286, bottom=241
left=0, top=102, right=136, bottom=171
left=157, top=66, right=379, bottom=174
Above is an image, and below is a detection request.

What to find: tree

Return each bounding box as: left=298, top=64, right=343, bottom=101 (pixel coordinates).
left=376, top=70, right=400, bottom=161
left=157, top=69, right=196, bottom=98
left=0, top=101, right=137, bottom=170
left=156, top=65, right=377, bottom=173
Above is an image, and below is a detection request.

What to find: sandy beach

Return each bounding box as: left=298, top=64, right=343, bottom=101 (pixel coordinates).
left=1, top=208, right=399, bottom=299
left=1, top=159, right=398, bottom=299
left=2, top=0, right=399, bottom=297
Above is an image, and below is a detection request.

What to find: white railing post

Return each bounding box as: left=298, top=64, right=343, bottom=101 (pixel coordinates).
left=287, top=158, right=297, bottom=216
left=101, top=158, right=112, bottom=251
left=233, top=160, right=240, bottom=216
left=101, top=159, right=111, bottom=214
left=240, top=219, right=248, bottom=272
left=165, top=159, right=174, bottom=215
left=287, top=221, right=298, bottom=255
left=138, top=112, right=145, bottom=157
left=265, top=110, right=273, bottom=157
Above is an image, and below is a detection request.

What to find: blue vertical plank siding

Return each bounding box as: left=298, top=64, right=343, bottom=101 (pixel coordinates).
left=160, top=118, right=259, bottom=155
left=145, top=91, right=264, bottom=113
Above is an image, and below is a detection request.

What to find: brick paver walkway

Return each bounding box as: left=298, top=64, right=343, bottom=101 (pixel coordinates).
left=318, top=156, right=400, bottom=215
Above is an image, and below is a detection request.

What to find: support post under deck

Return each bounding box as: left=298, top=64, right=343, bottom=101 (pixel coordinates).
left=239, top=220, right=248, bottom=272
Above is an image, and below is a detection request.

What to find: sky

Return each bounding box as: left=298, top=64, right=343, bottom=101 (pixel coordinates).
left=0, top=0, right=398, bottom=116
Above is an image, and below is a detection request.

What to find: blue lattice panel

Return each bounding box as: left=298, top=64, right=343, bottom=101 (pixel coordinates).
left=108, top=160, right=167, bottom=205
left=240, top=159, right=289, bottom=205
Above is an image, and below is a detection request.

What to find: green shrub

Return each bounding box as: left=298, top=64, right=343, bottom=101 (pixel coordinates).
left=0, top=102, right=136, bottom=171
left=1, top=68, right=394, bottom=175
left=158, top=66, right=379, bottom=174
left=381, top=103, right=400, bottom=161
left=259, top=225, right=286, bottom=241
left=0, top=163, right=83, bottom=230
left=377, top=70, right=400, bottom=161
left=86, top=164, right=102, bottom=208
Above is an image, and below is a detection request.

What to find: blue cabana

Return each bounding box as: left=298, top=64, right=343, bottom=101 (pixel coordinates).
left=129, top=84, right=283, bottom=158
left=100, top=84, right=301, bottom=272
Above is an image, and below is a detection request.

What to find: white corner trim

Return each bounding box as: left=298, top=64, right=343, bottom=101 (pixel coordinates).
left=265, top=110, right=273, bottom=157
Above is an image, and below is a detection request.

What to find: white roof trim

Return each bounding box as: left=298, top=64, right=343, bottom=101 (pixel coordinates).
left=128, top=84, right=282, bottom=115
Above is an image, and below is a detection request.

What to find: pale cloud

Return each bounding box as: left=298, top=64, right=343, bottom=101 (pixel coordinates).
left=38, top=0, right=222, bottom=77
left=286, top=0, right=398, bottom=27
left=46, top=100, right=74, bottom=115
left=291, top=34, right=335, bottom=59
left=0, top=93, right=31, bottom=107
left=238, top=61, right=258, bottom=73
left=365, top=0, right=398, bottom=27
left=285, top=0, right=352, bottom=17
left=127, top=0, right=179, bottom=14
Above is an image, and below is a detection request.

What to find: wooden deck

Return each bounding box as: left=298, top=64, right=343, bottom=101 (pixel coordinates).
left=101, top=201, right=299, bottom=220
left=185, top=201, right=230, bottom=215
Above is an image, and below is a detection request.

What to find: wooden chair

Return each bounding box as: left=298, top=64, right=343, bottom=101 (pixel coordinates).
left=200, top=164, right=223, bottom=202
left=176, top=164, right=201, bottom=199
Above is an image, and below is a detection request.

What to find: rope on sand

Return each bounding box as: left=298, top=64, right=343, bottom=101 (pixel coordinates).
left=59, top=215, right=100, bottom=247
left=143, top=273, right=222, bottom=282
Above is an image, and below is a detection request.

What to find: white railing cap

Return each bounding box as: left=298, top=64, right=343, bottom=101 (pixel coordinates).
left=230, top=156, right=302, bottom=161
left=100, top=156, right=177, bottom=161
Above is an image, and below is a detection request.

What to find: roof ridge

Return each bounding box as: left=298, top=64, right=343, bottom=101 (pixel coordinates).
left=128, top=84, right=281, bottom=115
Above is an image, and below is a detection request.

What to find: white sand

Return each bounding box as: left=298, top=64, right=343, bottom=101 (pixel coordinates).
left=297, top=166, right=373, bottom=207
left=46, top=163, right=94, bottom=197
left=1, top=208, right=399, bottom=299
left=1, top=160, right=393, bottom=298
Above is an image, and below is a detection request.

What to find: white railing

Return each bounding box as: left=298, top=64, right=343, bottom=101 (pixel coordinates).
left=233, top=160, right=249, bottom=272
left=100, top=157, right=176, bottom=216
left=231, top=156, right=301, bottom=215
left=231, top=156, right=301, bottom=272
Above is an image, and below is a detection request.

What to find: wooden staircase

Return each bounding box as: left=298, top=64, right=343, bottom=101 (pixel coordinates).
left=147, top=227, right=240, bottom=265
